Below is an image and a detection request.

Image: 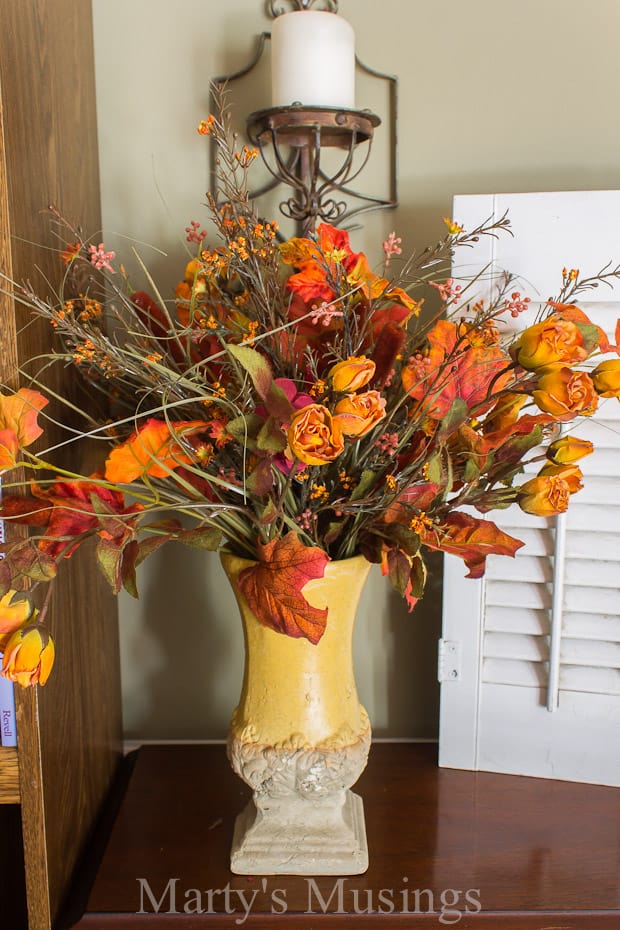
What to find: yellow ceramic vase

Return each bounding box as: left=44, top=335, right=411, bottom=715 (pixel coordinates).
left=221, top=552, right=372, bottom=876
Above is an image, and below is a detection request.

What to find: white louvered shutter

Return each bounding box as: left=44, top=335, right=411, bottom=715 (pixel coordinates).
left=438, top=191, right=620, bottom=786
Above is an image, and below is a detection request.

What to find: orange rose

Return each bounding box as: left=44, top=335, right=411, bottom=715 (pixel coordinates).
left=591, top=359, right=620, bottom=398
left=287, top=404, right=344, bottom=465
left=517, top=474, right=571, bottom=517
left=538, top=462, right=583, bottom=493
left=329, top=356, right=375, bottom=392
left=532, top=368, right=598, bottom=420
left=2, top=623, right=55, bottom=687
left=546, top=435, right=593, bottom=464
left=0, top=590, right=33, bottom=651
left=334, top=390, right=387, bottom=437
left=511, top=317, right=588, bottom=370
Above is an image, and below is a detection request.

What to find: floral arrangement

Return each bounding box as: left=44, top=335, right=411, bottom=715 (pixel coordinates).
left=0, top=106, right=619, bottom=688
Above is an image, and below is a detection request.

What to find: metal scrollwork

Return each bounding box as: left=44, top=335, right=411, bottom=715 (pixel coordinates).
left=268, top=0, right=338, bottom=18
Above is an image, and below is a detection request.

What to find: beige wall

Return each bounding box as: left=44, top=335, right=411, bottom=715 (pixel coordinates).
left=92, top=0, right=620, bottom=741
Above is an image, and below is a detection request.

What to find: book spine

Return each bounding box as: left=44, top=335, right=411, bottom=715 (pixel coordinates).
left=0, top=669, right=17, bottom=747
left=0, top=476, right=17, bottom=747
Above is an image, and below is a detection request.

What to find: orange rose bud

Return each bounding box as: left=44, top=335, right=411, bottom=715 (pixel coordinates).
left=334, top=390, right=387, bottom=437
left=532, top=368, right=598, bottom=420
left=2, top=624, right=55, bottom=687
left=329, top=356, right=375, bottom=392
left=591, top=358, right=620, bottom=398
left=287, top=404, right=344, bottom=465
left=0, top=590, right=33, bottom=652
left=511, top=317, right=588, bottom=370
left=517, top=474, right=571, bottom=517
left=546, top=435, right=593, bottom=464
left=538, top=462, right=583, bottom=493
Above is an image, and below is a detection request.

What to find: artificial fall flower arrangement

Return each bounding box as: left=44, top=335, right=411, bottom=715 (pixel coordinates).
left=1, top=108, right=619, bottom=689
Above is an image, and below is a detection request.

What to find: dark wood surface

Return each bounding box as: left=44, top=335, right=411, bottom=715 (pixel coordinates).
left=63, top=742, right=620, bottom=928
left=0, top=2, right=123, bottom=927
left=0, top=805, right=28, bottom=927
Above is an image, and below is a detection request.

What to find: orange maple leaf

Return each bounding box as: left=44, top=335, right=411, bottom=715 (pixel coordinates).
left=403, top=320, right=510, bottom=419
left=0, top=388, right=48, bottom=449
left=237, top=533, right=329, bottom=644
left=105, top=418, right=208, bottom=483
left=0, top=429, right=19, bottom=469
left=421, top=511, right=523, bottom=578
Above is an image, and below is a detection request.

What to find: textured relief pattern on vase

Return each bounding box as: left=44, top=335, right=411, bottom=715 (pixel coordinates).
left=227, top=717, right=371, bottom=801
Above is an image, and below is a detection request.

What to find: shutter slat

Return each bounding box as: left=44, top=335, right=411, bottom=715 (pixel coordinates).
left=486, top=580, right=551, bottom=610
left=562, top=612, right=620, bottom=642
left=483, top=658, right=546, bottom=687
left=571, top=475, right=620, bottom=503
left=566, top=532, right=620, bottom=559
left=484, top=631, right=549, bottom=662
left=560, top=666, right=620, bottom=696
left=486, top=554, right=552, bottom=584
left=485, top=606, right=550, bottom=636
left=561, top=638, right=620, bottom=668
left=566, top=506, right=619, bottom=533
left=562, top=558, right=620, bottom=588
left=564, top=585, right=620, bottom=615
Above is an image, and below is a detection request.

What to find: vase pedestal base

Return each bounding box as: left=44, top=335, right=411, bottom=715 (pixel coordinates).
left=230, top=790, right=368, bottom=875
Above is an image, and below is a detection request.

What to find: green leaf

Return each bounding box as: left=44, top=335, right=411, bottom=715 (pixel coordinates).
left=121, top=540, right=140, bottom=598
left=227, top=344, right=294, bottom=422
left=11, top=543, right=57, bottom=584
left=350, top=469, right=377, bottom=502
left=385, top=523, right=421, bottom=558
left=386, top=548, right=410, bottom=596
left=225, top=413, right=263, bottom=443
left=96, top=538, right=123, bottom=593
left=576, top=322, right=603, bottom=354
left=426, top=454, right=443, bottom=485
left=498, top=424, right=544, bottom=462
left=175, top=525, right=222, bottom=550
left=257, top=416, right=287, bottom=452
left=408, top=554, right=427, bottom=599
left=258, top=499, right=279, bottom=525
left=247, top=458, right=274, bottom=496
left=438, top=398, right=469, bottom=439
left=324, top=519, right=345, bottom=547
left=463, top=457, right=481, bottom=482
left=136, top=532, right=174, bottom=566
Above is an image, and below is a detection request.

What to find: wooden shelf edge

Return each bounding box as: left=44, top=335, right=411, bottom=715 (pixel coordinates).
left=0, top=745, right=20, bottom=804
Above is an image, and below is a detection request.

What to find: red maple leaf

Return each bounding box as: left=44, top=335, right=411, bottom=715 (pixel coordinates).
left=0, top=479, right=143, bottom=558
left=237, top=533, right=329, bottom=644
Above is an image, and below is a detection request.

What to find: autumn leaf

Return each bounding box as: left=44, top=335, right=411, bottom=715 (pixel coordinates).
left=382, top=482, right=442, bottom=524
left=403, top=320, right=511, bottom=420
left=105, top=418, right=208, bottom=483
left=1, top=479, right=144, bottom=558
left=237, top=532, right=329, bottom=644
left=0, top=429, right=19, bottom=468
left=0, top=541, right=57, bottom=589
left=421, top=512, right=523, bottom=578
left=0, top=388, right=48, bottom=447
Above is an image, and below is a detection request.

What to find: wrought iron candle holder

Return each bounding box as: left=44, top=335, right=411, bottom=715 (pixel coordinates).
left=210, top=0, right=397, bottom=236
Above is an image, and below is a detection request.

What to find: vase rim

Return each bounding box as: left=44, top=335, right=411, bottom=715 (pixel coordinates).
left=220, top=550, right=369, bottom=572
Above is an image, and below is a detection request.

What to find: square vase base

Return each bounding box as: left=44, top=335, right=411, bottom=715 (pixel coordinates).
left=230, top=790, right=368, bottom=875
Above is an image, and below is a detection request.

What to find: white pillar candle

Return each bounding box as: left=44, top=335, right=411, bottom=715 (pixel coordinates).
left=271, top=11, right=355, bottom=109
